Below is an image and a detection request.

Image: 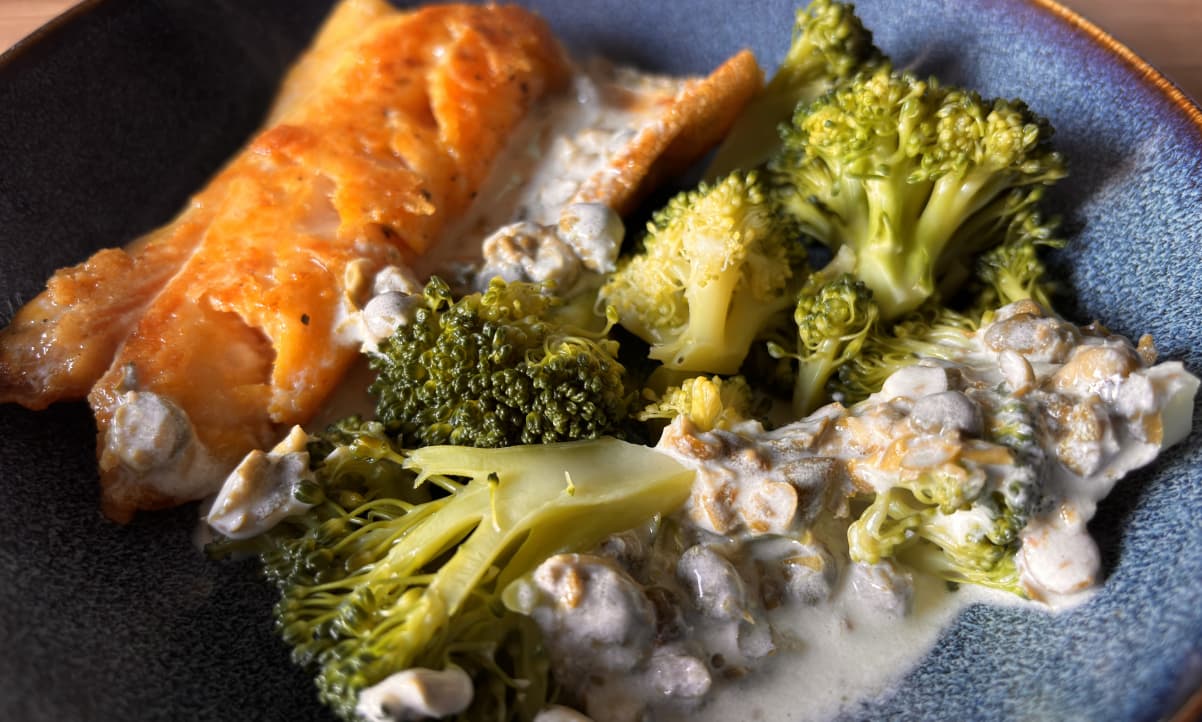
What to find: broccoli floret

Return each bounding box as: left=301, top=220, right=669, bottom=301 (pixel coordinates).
left=847, top=467, right=1033, bottom=596
left=832, top=205, right=1062, bottom=404
left=370, top=276, right=636, bottom=448
left=986, top=396, right=1045, bottom=518
left=846, top=387, right=1044, bottom=597
left=768, top=68, right=1066, bottom=321
left=303, top=416, right=424, bottom=507
left=768, top=271, right=879, bottom=416
left=638, top=375, right=757, bottom=432
left=601, top=171, right=804, bottom=375
left=834, top=302, right=979, bottom=403
left=705, top=0, right=886, bottom=177
left=213, top=436, right=694, bottom=721
left=966, top=202, right=1064, bottom=318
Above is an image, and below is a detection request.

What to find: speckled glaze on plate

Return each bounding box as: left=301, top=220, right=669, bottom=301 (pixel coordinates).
left=1, top=1, right=1199, bottom=721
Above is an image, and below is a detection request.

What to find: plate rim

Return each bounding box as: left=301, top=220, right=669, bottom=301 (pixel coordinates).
left=1030, top=0, right=1202, bottom=129
left=4, top=0, right=1202, bottom=133
left=1, top=1, right=1200, bottom=720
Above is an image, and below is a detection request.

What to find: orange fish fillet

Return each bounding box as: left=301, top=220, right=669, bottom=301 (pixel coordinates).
left=0, top=0, right=400, bottom=409
left=0, top=214, right=209, bottom=409
left=0, top=0, right=762, bottom=523
left=39, top=1, right=570, bottom=521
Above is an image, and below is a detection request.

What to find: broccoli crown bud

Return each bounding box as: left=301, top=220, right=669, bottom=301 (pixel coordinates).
left=794, top=274, right=877, bottom=353
left=769, top=67, right=1066, bottom=321
left=791, top=0, right=885, bottom=80
left=602, top=171, right=804, bottom=375
left=769, top=272, right=879, bottom=415
left=706, top=0, right=887, bottom=177
left=638, top=374, right=757, bottom=432
left=787, top=71, right=1063, bottom=185
left=370, top=276, right=636, bottom=448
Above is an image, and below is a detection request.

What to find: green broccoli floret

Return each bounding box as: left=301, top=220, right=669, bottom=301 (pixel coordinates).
left=601, top=171, right=803, bottom=375
left=303, top=416, right=425, bottom=507
left=834, top=302, right=979, bottom=403
left=768, top=271, right=879, bottom=416
left=638, top=375, right=757, bottom=432
left=966, top=202, right=1064, bottom=318
left=831, top=205, right=1062, bottom=404
left=370, top=276, right=636, bottom=448
left=213, top=435, right=694, bottom=721
left=705, top=0, right=886, bottom=177
left=768, top=68, right=1066, bottom=321
left=846, top=470, right=1028, bottom=595
left=846, top=396, right=1044, bottom=596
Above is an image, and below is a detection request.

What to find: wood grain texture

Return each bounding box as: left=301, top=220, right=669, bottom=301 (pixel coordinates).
left=0, top=0, right=75, bottom=53
left=2, top=0, right=1199, bottom=102
left=1061, top=0, right=1202, bottom=102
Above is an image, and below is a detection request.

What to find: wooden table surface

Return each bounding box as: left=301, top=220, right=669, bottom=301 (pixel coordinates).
left=1, top=0, right=1200, bottom=103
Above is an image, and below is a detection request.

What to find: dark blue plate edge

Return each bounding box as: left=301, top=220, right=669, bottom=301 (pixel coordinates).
left=1, top=1, right=1200, bottom=721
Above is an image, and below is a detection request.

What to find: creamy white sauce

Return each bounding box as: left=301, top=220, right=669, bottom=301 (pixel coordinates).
left=356, top=667, right=474, bottom=722
left=105, top=388, right=226, bottom=501
left=206, top=425, right=316, bottom=540
left=414, top=61, right=684, bottom=282
left=524, top=302, right=1199, bottom=721
left=677, top=576, right=1021, bottom=722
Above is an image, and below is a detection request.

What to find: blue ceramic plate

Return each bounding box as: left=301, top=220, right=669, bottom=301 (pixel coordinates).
left=1, top=1, right=1199, bottom=720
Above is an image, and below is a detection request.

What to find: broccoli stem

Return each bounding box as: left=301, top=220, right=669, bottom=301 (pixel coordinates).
left=794, top=354, right=834, bottom=418
left=794, top=332, right=869, bottom=416
left=405, top=438, right=696, bottom=595
left=652, top=264, right=743, bottom=371
left=850, top=169, right=1026, bottom=320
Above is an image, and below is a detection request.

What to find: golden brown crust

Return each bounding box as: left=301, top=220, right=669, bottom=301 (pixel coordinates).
left=0, top=209, right=211, bottom=409
left=264, top=0, right=400, bottom=125
left=572, top=49, right=763, bottom=215
left=24, top=3, right=570, bottom=521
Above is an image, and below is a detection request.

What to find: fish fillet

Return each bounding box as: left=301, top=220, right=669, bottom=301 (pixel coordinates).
left=0, top=0, right=402, bottom=410
left=23, top=1, right=572, bottom=521
left=571, top=49, right=762, bottom=217
left=0, top=0, right=763, bottom=522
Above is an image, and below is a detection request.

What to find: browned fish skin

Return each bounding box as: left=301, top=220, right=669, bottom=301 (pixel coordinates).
left=0, top=0, right=764, bottom=524
left=572, top=49, right=764, bottom=216
left=0, top=209, right=210, bottom=410
left=0, top=2, right=572, bottom=522
left=0, top=0, right=410, bottom=412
